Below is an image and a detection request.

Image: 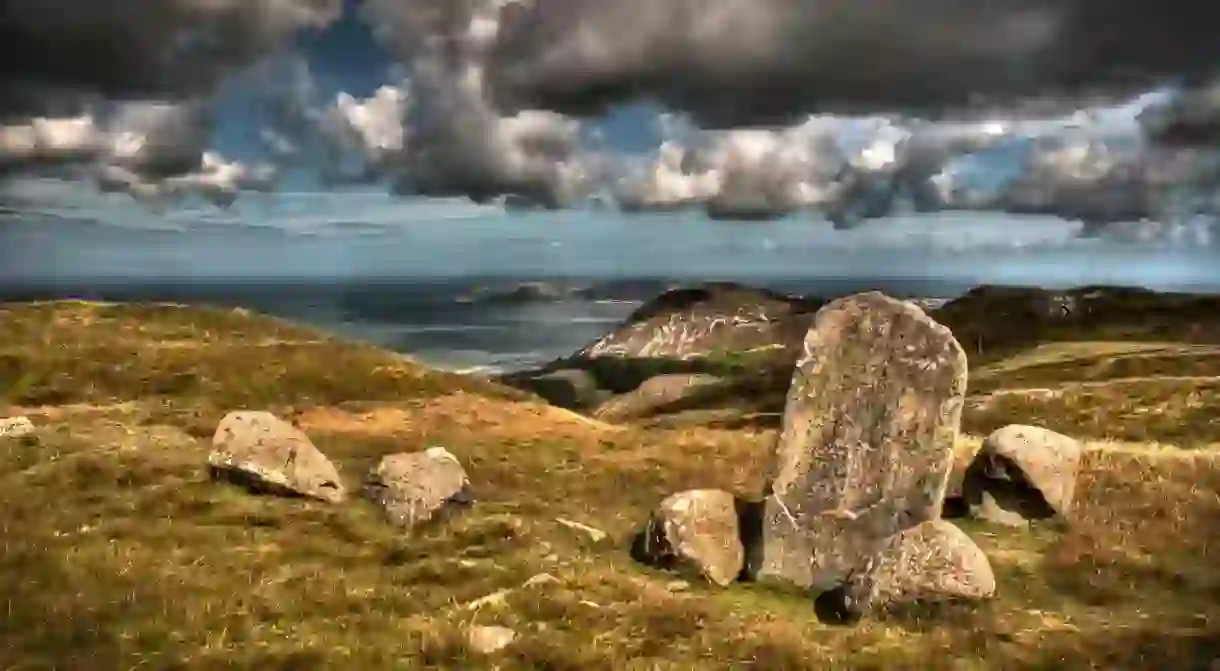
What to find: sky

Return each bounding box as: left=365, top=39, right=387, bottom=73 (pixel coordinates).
left=2, top=0, right=1220, bottom=289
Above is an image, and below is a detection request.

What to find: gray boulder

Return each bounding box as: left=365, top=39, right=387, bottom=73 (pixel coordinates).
left=363, top=447, right=473, bottom=528
left=823, top=520, right=995, bottom=619
left=962, top=424, right=1083, bottom=526
left=208, top=411, right=345, bottom=503
left=750, top=292, right=968, bottom=602
left=593, top=373, right=723, bottom=421
left=636, top=489, right=744, bottom=586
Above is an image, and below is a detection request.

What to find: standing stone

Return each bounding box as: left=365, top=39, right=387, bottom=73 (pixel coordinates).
left=208, top=410, right=346, bottom=503
left=636, top=489, right=744, bottom=586
left=363, top=447, right=473, bottom=528
left=962, top=424, right=1083, bottom=526
left=751, top=292, right=968, bottom=597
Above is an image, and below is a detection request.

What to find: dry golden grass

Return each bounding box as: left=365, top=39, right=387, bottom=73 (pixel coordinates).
left=2, top=300, right=1219, bottom=669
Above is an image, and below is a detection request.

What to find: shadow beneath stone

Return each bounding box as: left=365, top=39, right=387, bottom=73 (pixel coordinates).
left=208, top=464, right=317, bottom=500
left=941, top=495, right=968, bottom=519
left=628, top=514, right=672, bottom=569
left=960, top=455, right=1058, bottom=523
left=735, top=496, right=765, bottom=582
left=813, top=584, right=865, bottom=626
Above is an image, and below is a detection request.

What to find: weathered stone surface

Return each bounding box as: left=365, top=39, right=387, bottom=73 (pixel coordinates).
left=636, top=489, right=744, bottom=586
left=0, top=416, right=35, bottom=439
left=592, top=373, right=724, bottom=421
left=752, top=292, right=968, bottom=593
left=576, top=284, right=819, bottom=365
left=821, top=520, right=996, bottom=620
left=963, top=425, right=1083, bottom=526
left=364, top=447, right=473, bottom=528
left=208, top=411, right=345, bottom=503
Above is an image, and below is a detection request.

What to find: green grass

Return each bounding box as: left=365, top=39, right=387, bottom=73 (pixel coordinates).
left=2, top=299, right=1219, bottom=669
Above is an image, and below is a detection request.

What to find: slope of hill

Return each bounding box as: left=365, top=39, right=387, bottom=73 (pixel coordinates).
left=2, top=296, right=1218, bottom=669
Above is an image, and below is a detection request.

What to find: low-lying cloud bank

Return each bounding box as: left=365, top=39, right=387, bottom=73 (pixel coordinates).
left=1, top=0, right=1219, bottom=244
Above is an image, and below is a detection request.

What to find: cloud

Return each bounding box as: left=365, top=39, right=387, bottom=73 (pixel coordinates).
left=485, top=0, right=1220, bottom=127
left=0, top=114, right=104, bottom=174
left=356, top=0, right=607, bottom=208
left=0, top=0, right=338, bottom=209
left=0, top=0, right=342, bottom=118
left=609, top=115, right=1015, bottom=224
left=1140, top=78, right=1220, bottom=147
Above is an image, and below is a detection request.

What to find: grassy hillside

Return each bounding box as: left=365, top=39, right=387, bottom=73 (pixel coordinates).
left=2, top=299, right=1219, bottom=669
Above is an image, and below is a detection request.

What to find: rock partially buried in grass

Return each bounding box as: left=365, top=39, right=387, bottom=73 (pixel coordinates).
left=555, top=517, right=608, bottom=543
left=0, top=416, right=35, bottom=439
left=816, top=520, right=996, bottom=623
left=363, top=447, right=473, bottom=528
left=751, top=292, right=968, bottom=600
left=466, top=625, right=517, bottom=654
left=635, top=489, right=744, bottom=586
left=962, top=424, right=1083, bottom=526
left=208, top=410, right=345, bottom=503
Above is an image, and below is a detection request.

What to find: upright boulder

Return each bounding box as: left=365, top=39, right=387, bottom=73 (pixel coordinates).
left=750, top=292, right=969, bottom=599
left=962, top=425, right=1083, bottom=526
left=208, top=411, right=346, bottom=503
left=363, top=447, right=473, bottom=528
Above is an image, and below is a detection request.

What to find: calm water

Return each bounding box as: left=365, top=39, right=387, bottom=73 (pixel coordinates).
left=4, top=191, right=1219, bottom=372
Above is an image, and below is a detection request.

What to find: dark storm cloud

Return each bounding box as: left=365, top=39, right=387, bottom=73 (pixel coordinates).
left=1140, top=79, right=1220, bottom=147
left=0, top=0, right=343, bottom=115
left=486, top=0, right=1220, bottom=127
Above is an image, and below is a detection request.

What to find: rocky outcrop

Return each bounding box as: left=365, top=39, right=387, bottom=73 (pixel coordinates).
left=592, top=373, right=724, bottom=421
left=363, top=447, right=473, bottom=529
left=501, top=283, right=824, bottom=422
left=819, top=520, right=995, bottom=621
left=962, top=425, right=1083, bottom=526
left=750, top=292, right=975, bottom=622
left=574, top=283, right=820, bottom=376
left=634, top=489, right=744, bottom=586
left=208, top=411, right=346, bottom=503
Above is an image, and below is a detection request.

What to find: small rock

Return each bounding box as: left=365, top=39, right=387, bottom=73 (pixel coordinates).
left=556, top=517, right=608, bottom=542
left=208, top=411, right=345, bottom=503
left=364, top=447, right=473, bottom=529
left=522, top=573, right=560, bottom=588
left=467, top=626, right=516, bottom=654
left=963, top=425, right=1083, bottom=525
left=827, top=519, right=995, bottom=620
left=666, top=580, right=691, bottom=593
left=0, top=416, right=35, bottom=439
left=465, top=589, right=512, bottom=611
left=637, top=489, right=744, bottom=586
